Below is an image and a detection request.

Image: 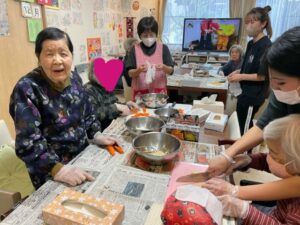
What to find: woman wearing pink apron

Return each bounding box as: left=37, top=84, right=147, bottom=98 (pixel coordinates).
left=125, top=16, right=174, bottom=101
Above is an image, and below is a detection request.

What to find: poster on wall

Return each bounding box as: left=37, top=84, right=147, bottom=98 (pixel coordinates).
left=38, top=0, right=59, bottom=9
left=0, top=0, right=9, bottom=36
left=27, top=19, right=43, bottom=42
left=125, top=17, right=135, bottom=38
left=87, top=37, right=102, bottom=61
left=21, top=2, right=33, bottom=17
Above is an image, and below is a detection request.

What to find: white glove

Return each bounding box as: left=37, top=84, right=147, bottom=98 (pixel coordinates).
left=54, top=166, right=95, bottom=186
left=115, top=103, right=131, bottom=116
left=224, top=154, right=252, bottom=175
left=207, top=154, right=231, bottom=177
left=218, top=195, right=250, bottom=218
left=93, top=133, right=122, bottom=147
left=202, top=178, right=239, bottom=197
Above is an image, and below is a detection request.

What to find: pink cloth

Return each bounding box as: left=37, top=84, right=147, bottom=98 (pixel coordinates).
left=131, top=42, right=167, bottom=101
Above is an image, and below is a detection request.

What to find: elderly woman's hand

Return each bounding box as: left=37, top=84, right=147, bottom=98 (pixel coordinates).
left=116, top=103, right=131, bottom=116
left=54, top=166, right=95, bottom=186
left=94, top=134, right=122, bottom=147
left=126, top=101, right=139, bottom=111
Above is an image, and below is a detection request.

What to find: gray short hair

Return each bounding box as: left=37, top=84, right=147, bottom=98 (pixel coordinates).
left=88, top=58, right=100, bottom=84
left=229, top=44, right=244, bottom=59
left=123, top=38, right=138, bottom=52
left=263, top=114, right=300, bottom=175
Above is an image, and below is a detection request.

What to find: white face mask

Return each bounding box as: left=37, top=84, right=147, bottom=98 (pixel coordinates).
left=142, top=37, right=156, bottom=47
left=273, top=87, right=300, bottom=105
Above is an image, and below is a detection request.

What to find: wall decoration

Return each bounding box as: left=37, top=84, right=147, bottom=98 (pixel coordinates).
left=87, top=37, right=102, bottom=61
left=60, top=0, right=71, bottom=10
left=21, top=2, right=33, bottom=18
left=132, top=1, right=140, bottom=11
left=72, top=12, right=83, bottom=25
left=125, top=17, right=135, bottom=38
left=27, top=19, right=43, bottom=42
left=45, top=0, right=59, bottom=9
left=79, top=44, right=87, bottom=62
left=118, top=24, right=122, bottom=38
left=37, top=0, right=53, bottom=6
left=61, top=13, right=71, bottom=26
left=71, top=0, right=82, bottom=10
left=93, top=12, right=97, bottom=28
left=31, top=4, right=42, bottom=19
left=0, top=0, right=9, bottom=36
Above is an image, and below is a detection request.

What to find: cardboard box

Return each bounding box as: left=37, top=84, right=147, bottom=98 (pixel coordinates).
left=166, top=124, right=200, bottom=142
left=193, top=100, right=224, bottom=114
left=204, top=113, right=228, bottom=132
left=42, top=188, right=124, bottom=225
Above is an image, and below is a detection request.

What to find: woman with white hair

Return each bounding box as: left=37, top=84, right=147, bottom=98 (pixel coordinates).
left=219, top=44, right=244, bottom=76
left=202, top=114, right=300, bottom=224
left=84, top=58, right=139, bottom=129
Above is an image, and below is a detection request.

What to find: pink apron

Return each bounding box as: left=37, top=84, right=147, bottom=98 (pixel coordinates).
left=131, top=42, right=167, bottom=101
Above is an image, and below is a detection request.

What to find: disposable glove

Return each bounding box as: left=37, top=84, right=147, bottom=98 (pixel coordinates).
left=202, top=178, right=239, bottom=197
left=218, top=195, right=250, bottom=218
left=224, top=154, right=252, bottom=175
left=54, top=166, right=94, bottom=186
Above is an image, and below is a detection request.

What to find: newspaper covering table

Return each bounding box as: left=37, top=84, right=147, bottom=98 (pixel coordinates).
left=1, top=119, right=235, bottom=225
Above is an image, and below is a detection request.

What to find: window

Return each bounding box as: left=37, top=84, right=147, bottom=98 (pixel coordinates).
left=162, top=0, right=229, bottom=51
left=256, top=0, right=300, bottom=40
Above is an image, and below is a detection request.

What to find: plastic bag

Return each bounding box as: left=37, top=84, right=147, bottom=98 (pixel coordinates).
left=229, top=82, right=242, bottom=97
left=145, top=61, right=156, bottom=84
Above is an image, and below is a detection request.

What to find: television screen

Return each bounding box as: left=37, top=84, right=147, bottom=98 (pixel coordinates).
left=182, top=18, right=241, bottom=52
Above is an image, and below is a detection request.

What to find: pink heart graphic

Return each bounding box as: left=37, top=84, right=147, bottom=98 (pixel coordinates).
left=94, top=57, right=124, bottom=92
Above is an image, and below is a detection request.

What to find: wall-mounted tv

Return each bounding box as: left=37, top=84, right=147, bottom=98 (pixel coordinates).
left=182, top=18, right=241, bottom=52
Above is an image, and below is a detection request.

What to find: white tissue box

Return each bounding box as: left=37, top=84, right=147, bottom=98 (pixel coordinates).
left=193, top=100, right=224, bottom=114
left=181, top=79, right=202, bottom=87
left=204, top=113, right=228, bottom=132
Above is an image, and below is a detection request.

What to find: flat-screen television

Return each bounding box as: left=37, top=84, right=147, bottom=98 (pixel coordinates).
left=182, top=18, right=241, bottom=52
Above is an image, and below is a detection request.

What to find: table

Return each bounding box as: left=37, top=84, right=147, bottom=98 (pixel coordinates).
left=167, top=67, right=228, bottom=105
left=1, top=115, right=235, bottom=225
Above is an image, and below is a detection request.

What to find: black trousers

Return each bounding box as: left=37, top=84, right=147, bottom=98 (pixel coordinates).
left=236, top=95, right=263, bottom=135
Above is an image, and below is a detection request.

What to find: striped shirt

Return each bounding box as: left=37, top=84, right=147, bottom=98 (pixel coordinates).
left=243, top=153, right=300, bottom=224
left=243, top=198, right=300, bottom=224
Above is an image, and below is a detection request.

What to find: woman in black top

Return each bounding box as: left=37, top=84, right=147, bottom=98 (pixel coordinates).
left=228, top=6, right=272, bottom=134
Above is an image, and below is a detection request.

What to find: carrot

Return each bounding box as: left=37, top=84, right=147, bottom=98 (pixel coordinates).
left=114, top=145, right=124, bottom=154
left=107, top=145, right=115, bottom=156
left=142, top=107, right=147, bottom=113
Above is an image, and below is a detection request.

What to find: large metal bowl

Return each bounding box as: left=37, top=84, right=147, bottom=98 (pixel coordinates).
left=140, top=93, right=168, bottom=109
left=154, top=107, right=179, bottom=122
left=132, top=132, right=181, bottom=165
left=125, top=117, right=165, bottom=136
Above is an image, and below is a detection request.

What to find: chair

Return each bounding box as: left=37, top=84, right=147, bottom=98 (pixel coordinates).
left=0, top=120, right=15, bottom=147
left=122, top=76, right=132, bottom=102
left=0, top=120, right=35, bottom=219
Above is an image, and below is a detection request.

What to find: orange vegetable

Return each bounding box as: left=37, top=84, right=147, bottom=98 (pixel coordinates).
left=132, top=112, right=150, bottom=117
left=114, top=145, right=124, bottom=154
left=142, top=107, right=147, bottom=113
left=107, top=145, right=115, bottom=156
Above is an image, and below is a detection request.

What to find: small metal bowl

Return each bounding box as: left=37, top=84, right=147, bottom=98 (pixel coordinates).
left=154, top=107, right=179, bottom=122
left=125, top=116, right=165, bottom=137
left=132, top=132, right=181, bottom=165
left=140, top=93, right=169, bottom=109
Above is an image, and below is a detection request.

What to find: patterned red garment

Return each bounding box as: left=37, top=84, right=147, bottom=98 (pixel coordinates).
left=161, top=193, right=217, bottom=225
